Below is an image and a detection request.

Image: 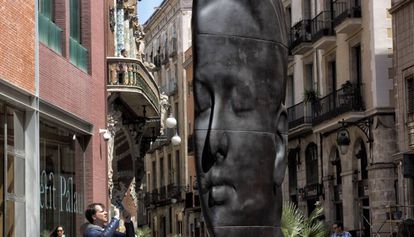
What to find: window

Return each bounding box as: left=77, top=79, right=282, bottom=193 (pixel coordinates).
left=288, top=149, right=299, bottom=205
left=303, top=0, right=312, bottom=19
left=305, top=143, right=318, bottom=185
left=286, top=75, right=294, bottom=107
left=305, top=63, right=314, bottom=90
left=407, top=76, right=414, bottom=114
left=39, top=120, right=85, bottom=237
left=152, top=161, right=157, bottom=191
left=351, top=45, right=362, bottom=85
left=175, top=151, right=181, bottom=186
left=69, top=0, right=88, bottom=72
left=160, top=157, right=164, bottom=187
left=168, top=154, right=172, bottom=184
left=0, top=105, right=26, bottom=237
left=38, top=0, right=62, bottom=54
left=288, top=149, right=298, bottom=194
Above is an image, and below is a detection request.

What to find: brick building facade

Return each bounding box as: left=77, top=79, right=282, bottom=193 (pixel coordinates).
left=1, top=1, right=108, bottom=236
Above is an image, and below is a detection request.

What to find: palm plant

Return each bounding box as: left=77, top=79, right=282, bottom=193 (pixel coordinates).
left=281, top=201, right=329, bottom=237
left=136, top=226, right=151, bottom=237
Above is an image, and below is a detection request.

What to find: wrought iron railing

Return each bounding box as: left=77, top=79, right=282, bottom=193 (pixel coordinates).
left=167, top=184, right=181, bottom=199
left=312, top=83, right=364, bottom=125
left=287, top=102, right=313, bottom=129
left=159, top=185, right=167, bottom=201
left=151, top=189, right=159, bottom=204
left=333, top=0, right=361, bottom=27
left=311, top=11, right=334, bottom=42
left=143, top=192, right=152, bottom=207
left=288, top=19, right=312, bottom=50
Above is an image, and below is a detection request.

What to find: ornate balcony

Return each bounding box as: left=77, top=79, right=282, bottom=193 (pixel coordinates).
left=333, top=0, right=362, bottom=35
left=312, top=83, right=364, bottom=125
left=107, top=57, right=160, bottom=118
left=289, top=20, right=313, bottom=55
left=311, top=11, right=336, bottom=50
left=167, top=184, right=182, bottom=200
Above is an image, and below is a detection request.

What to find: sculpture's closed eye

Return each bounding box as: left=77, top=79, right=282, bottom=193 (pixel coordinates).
left=195, top=82, right=212, bottom=116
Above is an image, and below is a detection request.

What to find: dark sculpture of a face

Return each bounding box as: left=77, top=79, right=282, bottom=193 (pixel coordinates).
left=192, top=0, right=288, bottom=236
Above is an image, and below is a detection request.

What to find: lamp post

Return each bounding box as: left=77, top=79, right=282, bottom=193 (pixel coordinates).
left=336, top=118, right=373, bottom=161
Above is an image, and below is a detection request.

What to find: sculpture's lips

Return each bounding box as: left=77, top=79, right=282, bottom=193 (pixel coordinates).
left=208, top=185, right=235, bottom=206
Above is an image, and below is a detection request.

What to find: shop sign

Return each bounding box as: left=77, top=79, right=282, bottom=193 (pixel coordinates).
left=39, top=170, right=84, bottom=214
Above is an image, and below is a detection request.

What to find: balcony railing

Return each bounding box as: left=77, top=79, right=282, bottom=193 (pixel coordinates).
left=107, top=57, right=160, bottom=110
left=312, top=83, right=364, bottom=125
left=287, top=102, right=313, bottom=129
left=167, top=184, right=182, bottom=199
left=311, top=11, right=334, bottom=42
left=333, top=0, right=362, bottom=27
left=159, top=185, right=167, bottom=201
left=289, top=20, right=312, bottom=50
left=151, top=189, right=159, bottom=204
left=143, top=192, right=151, bottom=207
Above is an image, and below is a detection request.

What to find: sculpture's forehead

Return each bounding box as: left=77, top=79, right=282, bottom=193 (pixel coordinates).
left=194, top=36, right=286, bottom=91
left=194, top=0, right=287, bottom=46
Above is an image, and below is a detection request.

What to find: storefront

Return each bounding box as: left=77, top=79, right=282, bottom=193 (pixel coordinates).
left=0, top=103, right=27, bottom=237
left=39, top=120, right=86, bottom=237
left=0, top=92, right=95, bottom=236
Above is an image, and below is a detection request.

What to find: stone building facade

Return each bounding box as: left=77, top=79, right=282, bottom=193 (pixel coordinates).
left=141, top=0, right=196, bottom=236
left=281, top=0, right=397, bottom=236
left=104, top=0, right=162, bottom=227
left=390, top=0, right=414, bottom=224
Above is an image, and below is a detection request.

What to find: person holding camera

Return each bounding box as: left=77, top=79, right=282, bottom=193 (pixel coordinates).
left=82, top=202, right=134, bottom=237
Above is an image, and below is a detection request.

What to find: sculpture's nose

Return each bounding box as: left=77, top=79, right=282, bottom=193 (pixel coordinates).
left=202, top=104, right=229, bottom=173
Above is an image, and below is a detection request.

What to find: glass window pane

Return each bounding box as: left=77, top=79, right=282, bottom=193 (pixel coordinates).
left=7, top=154, right=25, bottom=197
left=40, top=121, right=85, bottom=237
left=6, top=200, right=25, bottom=237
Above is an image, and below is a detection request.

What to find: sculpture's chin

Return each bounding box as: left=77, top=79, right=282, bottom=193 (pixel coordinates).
left=211, top=226, right=283, bottom=237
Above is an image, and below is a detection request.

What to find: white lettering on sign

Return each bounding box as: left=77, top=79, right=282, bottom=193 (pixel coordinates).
left=40, top=170, right=83, bottom=214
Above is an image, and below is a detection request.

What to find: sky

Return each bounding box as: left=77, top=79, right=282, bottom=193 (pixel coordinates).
left=139, top=0, right=164, bottom=24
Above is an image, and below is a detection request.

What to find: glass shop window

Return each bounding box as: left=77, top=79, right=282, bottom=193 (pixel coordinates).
left=0, top=104, right=26, bottom=237
left=39, top=120, right=85, bottom=237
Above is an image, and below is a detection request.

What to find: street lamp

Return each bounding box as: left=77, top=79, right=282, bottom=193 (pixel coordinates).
left=166, top=114, right=177, bottom=128
left=336, top=128, right=350, bottom=155
left=336, top=118, right=373, bottom=157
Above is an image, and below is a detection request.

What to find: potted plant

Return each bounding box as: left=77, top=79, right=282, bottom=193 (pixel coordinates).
left=303, top=88, right=319, bottom=104
left=303, top=89, right=321, bottom=116
left=281, top=201, right=329, bottom=237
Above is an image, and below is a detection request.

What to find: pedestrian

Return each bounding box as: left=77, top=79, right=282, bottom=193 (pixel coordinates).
left=50, top=225, right=65, bottom=237
left=331, top=222, right=352, bottom=237
left=82, top=202, right=135, bottom=237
